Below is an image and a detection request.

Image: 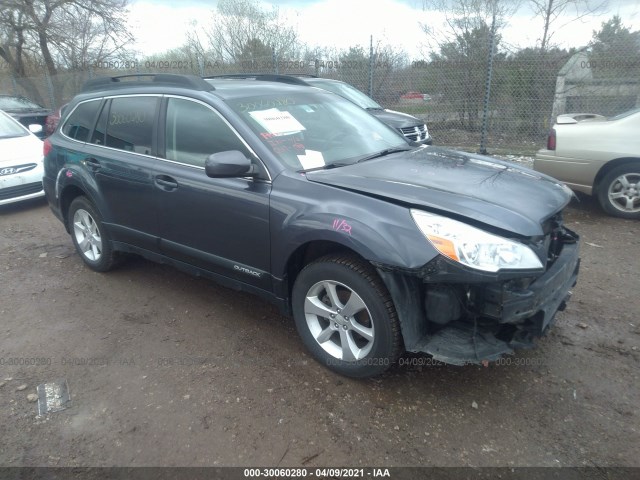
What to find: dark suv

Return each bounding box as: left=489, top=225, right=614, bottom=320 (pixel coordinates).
left=208, top=74, right=432, bottom=145
left=43, top=74, right=580, bottom=377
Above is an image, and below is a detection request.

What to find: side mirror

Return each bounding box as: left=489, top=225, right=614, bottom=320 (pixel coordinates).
left=29, top=124, right=43, bottom=134
left=205, top=150, right=255, bottom=178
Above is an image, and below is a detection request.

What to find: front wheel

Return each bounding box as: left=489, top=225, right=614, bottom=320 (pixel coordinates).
left=292, top=255, right=402, bottom=378
left=597, top=164, right=640, bottom=219
left=67, top=196, right=118, bottom=272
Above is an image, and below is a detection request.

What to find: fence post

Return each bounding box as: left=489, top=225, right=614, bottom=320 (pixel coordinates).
left=479, top=8, right=497, bottom=155
left=368, top=35, right=374, bottom=97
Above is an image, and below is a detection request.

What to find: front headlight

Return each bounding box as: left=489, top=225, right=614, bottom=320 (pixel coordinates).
left=410, top=210, right=543, bottom=272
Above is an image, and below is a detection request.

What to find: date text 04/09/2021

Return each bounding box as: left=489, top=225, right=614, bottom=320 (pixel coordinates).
left=243, top=468, right=391, bottom=478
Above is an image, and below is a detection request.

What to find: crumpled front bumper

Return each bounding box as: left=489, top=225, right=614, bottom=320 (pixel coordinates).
left=376, top=232, right=580, bottom=365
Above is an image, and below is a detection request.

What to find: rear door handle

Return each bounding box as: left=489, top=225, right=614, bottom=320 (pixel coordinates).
left=154, top=175, right=178, bottom=190
left=83, top=157, right=101, bottom=171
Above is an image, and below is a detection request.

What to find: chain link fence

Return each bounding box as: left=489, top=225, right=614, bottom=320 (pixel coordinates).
left=1, top=40, right=639, bottom=156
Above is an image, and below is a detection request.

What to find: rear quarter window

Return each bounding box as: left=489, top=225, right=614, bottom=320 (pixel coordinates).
left=62, top=100, right=102, bottom=142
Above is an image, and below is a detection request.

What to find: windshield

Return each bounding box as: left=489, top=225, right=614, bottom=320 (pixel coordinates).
left=0, top=96, right=44, bottom=110
left=227, top=92, right=407, bottom=171
left=0, top=111, right=28, bottom=138
left=310, top=81, right=382, bottom=110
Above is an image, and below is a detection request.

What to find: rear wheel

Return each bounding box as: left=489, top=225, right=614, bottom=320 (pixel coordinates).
left=292, top=254, right=401, bottom=378
left=597, top=164, right=640, bottom=219
left=68, top=196, right=118, bottom=272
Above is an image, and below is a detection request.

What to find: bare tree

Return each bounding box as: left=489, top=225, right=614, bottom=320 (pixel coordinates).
left=184, top=21, right=208, bottom=71
left=421, top=0, right=517, bottom=55
left=0, top=0, right=133, bottom=104
left=528, top=0, right=607, bottom=52
left=204, top=0, right=300, bottom=63
left=421, top=0, right=515, bottom=129
left=0, top=4, right=43, bottom=101
left=52, top=4, right=134, bottom=71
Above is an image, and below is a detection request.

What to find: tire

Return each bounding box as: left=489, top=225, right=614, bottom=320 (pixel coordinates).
left=596, top=164, right=640, bottom=219
left=292, top=254, right=402, bottom=378
left=67, top=196, right=118, bottom=272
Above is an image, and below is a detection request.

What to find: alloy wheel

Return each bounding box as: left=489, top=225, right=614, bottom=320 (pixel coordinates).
left=304, top=280, right=375, bottom=361
left=608, top=173, right=640, bottom=213
left=73, top=209, right=103, bottom=261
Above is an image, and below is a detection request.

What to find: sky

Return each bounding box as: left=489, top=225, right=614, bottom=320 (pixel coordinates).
left=127, top=0, right=640, bottom=59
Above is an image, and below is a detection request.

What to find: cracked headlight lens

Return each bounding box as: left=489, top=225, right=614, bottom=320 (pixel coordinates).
left=411, top=210, right=543, bottom=272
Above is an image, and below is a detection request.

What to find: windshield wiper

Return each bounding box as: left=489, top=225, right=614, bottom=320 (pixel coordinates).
left=301, top=147, right=413, bottom=172
left=300, top=162, right=352, bottom=173
left=355, top=147, right=413, bottom=163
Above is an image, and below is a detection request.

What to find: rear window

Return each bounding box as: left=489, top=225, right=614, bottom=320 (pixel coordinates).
left=0, top=96, right=44, bottom=110
left=312, top=81, right=382, bottom=110
left=610, top=108, right=640, bottom=121
left=62, top=100, right=102, bottom=142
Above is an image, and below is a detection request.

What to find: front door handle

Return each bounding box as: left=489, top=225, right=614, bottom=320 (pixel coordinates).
left=154, top=175, right=178, bottom=191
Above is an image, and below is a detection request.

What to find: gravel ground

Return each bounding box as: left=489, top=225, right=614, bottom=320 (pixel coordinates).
left=0, top=192, right=638, bottom=469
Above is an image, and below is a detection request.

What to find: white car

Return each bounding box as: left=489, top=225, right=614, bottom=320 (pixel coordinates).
left=0, top=109, right=45, bottom=206
left=534, top=108, right=640, bottom=219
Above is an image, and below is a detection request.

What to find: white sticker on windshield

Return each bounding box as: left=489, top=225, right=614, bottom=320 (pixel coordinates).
left=249, top=108, right=306, bottom=136
left=297, top=150, right=325, bottom=170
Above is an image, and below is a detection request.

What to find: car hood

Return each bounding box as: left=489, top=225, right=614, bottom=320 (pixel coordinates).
left=369, top=108, right=423, bottom=129
left=0, top=135, right=43, bottom=166
left=305, top=147, right=573, bottom=237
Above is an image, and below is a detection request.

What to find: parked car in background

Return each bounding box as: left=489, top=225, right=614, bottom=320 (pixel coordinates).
left=534, top=108, right=640, bottom=219
left=43, top=74, right=579, bottom=377
left=0, top=110, right=44, bottom=206
left=0, top=95, right=50, bottom=139
left=400, top=91, right=430, bottom=101
left=45, top=103, right=68, bottom=136
left=207, top=74, right=432, bottom=145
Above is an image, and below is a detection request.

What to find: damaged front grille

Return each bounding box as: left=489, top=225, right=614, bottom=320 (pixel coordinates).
left=544, top=211, right=578, bottom=266
left=413, top=209, right=579, bottom=364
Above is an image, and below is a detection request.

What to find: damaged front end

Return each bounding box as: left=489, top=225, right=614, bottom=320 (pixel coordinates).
left=375, top=215, right=580, bottom=366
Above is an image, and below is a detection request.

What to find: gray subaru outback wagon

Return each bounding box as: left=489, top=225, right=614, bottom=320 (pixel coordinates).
left=43, top=74, right=580, bottom=377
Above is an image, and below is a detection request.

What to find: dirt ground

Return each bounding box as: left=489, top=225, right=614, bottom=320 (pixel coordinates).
left=0, top=193, right=638, bottom=469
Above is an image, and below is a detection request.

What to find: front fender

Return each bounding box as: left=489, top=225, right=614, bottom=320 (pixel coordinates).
left=270, top=173, right=439, bottom=279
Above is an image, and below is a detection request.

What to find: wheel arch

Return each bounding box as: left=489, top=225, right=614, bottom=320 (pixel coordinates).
left=289, top=250, right=403, bottom=377
left=593, top=157, right=640, bottom=191
left=59, top=184, right=90, bottom=233
left=283, top=240, right=367, bottom=310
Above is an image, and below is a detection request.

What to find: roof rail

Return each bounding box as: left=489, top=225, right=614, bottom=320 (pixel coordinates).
left=204, top=73, right=318, bottom=86
left=81, top=74, right=214, bottom=93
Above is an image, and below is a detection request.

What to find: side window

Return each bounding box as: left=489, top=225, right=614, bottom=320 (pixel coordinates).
left=106, top=96, right=158, bottom=155
left=62, top=100, right=101, bottom=142
left=165, top=98, right=250, bottom=167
